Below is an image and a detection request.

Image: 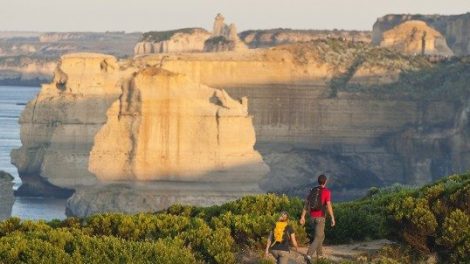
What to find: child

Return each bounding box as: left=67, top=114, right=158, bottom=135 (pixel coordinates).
left=264, top=211, right=299, bottom=264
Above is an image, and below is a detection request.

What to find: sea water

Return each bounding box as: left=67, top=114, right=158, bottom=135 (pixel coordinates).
left=0, top=86, right=66, bottom=220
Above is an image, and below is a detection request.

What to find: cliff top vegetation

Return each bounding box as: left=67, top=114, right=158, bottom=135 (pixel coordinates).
left=0, top=173, right=468, bottom=263
left=275, top=39, right=468, bottom=100
left=140, top=28, right=208, bottom=42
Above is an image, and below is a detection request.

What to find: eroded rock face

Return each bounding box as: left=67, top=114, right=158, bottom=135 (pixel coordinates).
left=11, top=53, right=126, bottom=196
left=135, top=42, right=470, bottom=198
left=12, top=52, right=268, bottom=202
left=89, top=68, right=268, bottom=182
left=204, top=14, right=247, bottom=52
left=0, top=171, right=14, bottom=220
left=380, top=20, right=453, bottom=56
left=0, top=57, right=56, bottom=86
left=12, top=41, right=470, bottom=205
left=373, top=13, right=470, bottom=55
left=134, top=28, right=211, bottom=55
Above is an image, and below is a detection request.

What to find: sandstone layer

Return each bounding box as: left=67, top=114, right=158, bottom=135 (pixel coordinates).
left=380, top=20, right=453, bottom=56
left=0, top=171, right=14, bottom=220
left=373, top=13, right=470, bottom=55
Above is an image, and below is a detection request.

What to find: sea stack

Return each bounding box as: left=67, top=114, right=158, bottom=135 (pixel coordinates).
left=11, top=52, right=268, bottom=217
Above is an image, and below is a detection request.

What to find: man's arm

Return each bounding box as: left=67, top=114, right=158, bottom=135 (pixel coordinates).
left=264, top=231, right=272, bottom=257
left=300, top=208, right=307, bottom=225
left=300, top=193, right=310, bottom=225
left=326, top=201, right=336, bottom=227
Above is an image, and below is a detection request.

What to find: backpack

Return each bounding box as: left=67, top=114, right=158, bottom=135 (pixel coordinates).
left=307, top=186, right=324, bottom=211
left=272, top=221, right=288, bottom=245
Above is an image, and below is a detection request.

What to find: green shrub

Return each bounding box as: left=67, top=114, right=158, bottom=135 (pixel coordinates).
left=0, top=228, right=196, bottom=264
left=0, top=173, right=468, bottom=263
left=438, top=209, right=470, bottom=262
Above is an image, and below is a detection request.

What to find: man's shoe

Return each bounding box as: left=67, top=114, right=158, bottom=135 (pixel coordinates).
left=304, top=255, right=313, bottom=264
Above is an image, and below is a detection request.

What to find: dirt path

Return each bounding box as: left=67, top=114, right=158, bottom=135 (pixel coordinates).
left=241, top=239, right=395, bottom=263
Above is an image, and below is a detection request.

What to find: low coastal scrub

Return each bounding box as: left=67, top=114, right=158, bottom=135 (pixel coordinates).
left=0, top=173, right=468, bottom=263
left=140, top=28, right=205, bottom=42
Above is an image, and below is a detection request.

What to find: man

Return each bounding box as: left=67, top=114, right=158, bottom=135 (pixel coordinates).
left=299, top=174, right=335, bottom=263
left=264, top=211, right=299, bottom=264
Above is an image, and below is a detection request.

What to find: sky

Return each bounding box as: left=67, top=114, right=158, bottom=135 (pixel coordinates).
left=1, top=0, right=469, bottom=32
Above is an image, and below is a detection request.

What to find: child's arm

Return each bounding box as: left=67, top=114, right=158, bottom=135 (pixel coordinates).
left=290, top=233, right=299, bottom=252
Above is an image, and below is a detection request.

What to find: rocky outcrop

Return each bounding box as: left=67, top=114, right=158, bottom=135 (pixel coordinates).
left=0, top=56, right=56, bottom=86
left=373, top=13, right=470, bottom=55
left=204, top=14, right=247, bottom=52
left=12, top=52, right=268, bottom=209
left=239, top=29, right=371, bottom=48
left=134, top=14, right=247, bottom=55
left=0, top=31, right=140, bottom=86
left=13, top=41, right=470, bottom=206
left=135, top=41, right=470, bottom=199
left=11, top=53, right=125, bottom=196
left=380, top=20, right=453, bottom=56
left=66, top=67, right=268, bottom=216
left=66, top=181, right=262, bottom=217
left=89, top=68, right=267, bottom=182
left=133, top=28, right=211, bottom=55
left=0, top=171, right=14, bottom=220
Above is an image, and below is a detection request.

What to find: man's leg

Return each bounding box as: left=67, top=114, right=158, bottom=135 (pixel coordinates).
left=306, top=217, right=326, bottom=258
left=316, top=218, right=326, bottom=257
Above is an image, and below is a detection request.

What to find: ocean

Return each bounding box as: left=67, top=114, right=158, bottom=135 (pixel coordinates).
left=0, top=85, right=66, bottom=220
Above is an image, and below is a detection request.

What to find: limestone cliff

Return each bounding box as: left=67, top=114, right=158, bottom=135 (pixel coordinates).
left=0, top=171, right=14, bottom=220
left=373, top=13, right=470, bottom=56
left=134, top=28, right=211, bottom=55
left=380, top=20, right=453, bottom=56
left=89, top=68, right=267, bottom=182
left=134, top=41, right=470, bottom=199
left=12, top=41, right=470, bottom=204
left=0, top=56, right=56, bottom=86
left=11, top=53, right=125, bottom=196
left=12, top=52, right=268, bottom=203
left=0, top=31, right=140, bottom=86
left=204, top=14, right=247, bottom=52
